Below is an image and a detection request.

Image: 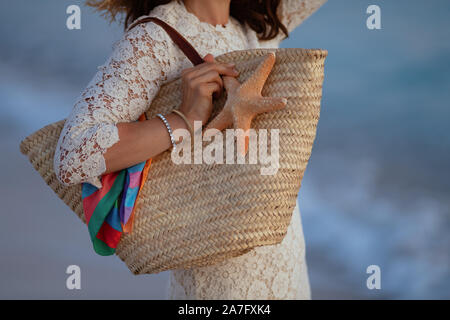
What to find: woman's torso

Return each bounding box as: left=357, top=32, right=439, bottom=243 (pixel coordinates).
left=143, top=1, right=309, bottom=300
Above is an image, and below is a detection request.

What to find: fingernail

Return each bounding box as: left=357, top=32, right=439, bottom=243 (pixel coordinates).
left=227, top=63, right=235, bottom=67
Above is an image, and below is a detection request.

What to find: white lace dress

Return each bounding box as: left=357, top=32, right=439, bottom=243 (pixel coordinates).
left=54, top=0, right=327, bottom=299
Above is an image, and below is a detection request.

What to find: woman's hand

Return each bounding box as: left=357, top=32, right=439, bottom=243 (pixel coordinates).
left=179, top=54, right=239, bottom=129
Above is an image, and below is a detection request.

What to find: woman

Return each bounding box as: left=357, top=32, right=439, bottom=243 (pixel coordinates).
left=54, top=0, right=327, bottom=299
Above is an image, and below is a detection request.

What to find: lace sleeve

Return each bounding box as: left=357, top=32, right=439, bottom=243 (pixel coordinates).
left=278, top=0, right=327, bottom=33
left=54, top=22, right=176, bottom=189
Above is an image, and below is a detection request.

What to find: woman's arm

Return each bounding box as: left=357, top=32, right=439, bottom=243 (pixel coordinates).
left=54, top=23, right=238, bottom=188
left=54, top=22, right=175, bottom=188
left=102, top=113, right=187, bottom=175
left=104, top=54, right=239, bottom=175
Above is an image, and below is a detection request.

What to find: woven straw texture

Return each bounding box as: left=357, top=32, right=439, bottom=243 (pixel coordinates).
left=20, top=48, right=327, bottom=274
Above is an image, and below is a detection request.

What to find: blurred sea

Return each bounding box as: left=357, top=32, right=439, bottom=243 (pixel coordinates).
left=0, top=0, right=449, bottom=299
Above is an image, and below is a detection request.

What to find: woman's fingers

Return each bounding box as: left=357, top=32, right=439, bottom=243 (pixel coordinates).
left=203, top=53, right=215, bottom=63
left=195, top=63, right=239, bottom=98
left=182, top=62, right=237, bottom=83
left=181, top=53, right=239, bottom=100
left=223, top=76, right=241, bottom=92
left=193, top=70, right=224, bottom=96
left=203, top=82, right=221, bottom=95
left=203, top=54, right=236, bottom=76
left=194, top=82, right=221, bottom=100
left=192, top=53, right=239, bottom=77
left=197, top=62, right=239, bottom=78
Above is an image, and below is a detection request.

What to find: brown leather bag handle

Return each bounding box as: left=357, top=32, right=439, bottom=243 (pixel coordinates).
left=127, top=16, right=205, bottom=66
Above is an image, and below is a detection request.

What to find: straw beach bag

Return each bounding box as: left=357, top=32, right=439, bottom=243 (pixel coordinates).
left=20, top=17, right=327, bottom=274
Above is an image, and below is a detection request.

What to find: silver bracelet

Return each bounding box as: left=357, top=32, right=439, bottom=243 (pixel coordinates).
left=156, top=113, right=177, bottom=151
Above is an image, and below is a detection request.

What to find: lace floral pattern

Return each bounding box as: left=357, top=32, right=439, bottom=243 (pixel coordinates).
left=54, top=0, right=327, bottom=298
left=53, top=13, right=180, bottom=188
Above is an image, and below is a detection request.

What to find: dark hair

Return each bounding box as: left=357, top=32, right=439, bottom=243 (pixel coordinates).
left=86, top=0, right=289, bottom=41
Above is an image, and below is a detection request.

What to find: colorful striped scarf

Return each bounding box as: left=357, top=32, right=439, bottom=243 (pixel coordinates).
left=81, top=113, right=151, bottom=256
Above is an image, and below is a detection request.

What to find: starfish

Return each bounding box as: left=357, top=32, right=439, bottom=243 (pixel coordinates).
left=204, top=52, right=287, bottom=155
